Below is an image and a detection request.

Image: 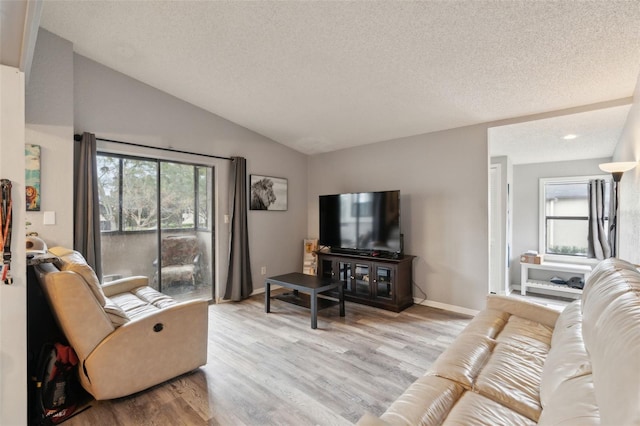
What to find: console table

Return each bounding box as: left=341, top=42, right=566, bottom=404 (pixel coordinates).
left=520, top=261, right=592, bottom=298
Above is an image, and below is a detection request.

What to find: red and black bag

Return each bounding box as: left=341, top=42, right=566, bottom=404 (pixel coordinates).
left=34, top=343, right=86, bottom=424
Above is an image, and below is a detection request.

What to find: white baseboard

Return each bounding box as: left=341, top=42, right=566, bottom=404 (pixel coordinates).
left=251, top=287, right=266, bottom=296
left=251, top=285, right=282, bottom=297
left=216, top=285, right=276, bottom=303
left=414, top=298, right=479, bottom=316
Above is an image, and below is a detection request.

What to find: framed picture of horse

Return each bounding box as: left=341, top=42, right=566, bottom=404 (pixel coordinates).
left=250, top=175, right=288, bottom=211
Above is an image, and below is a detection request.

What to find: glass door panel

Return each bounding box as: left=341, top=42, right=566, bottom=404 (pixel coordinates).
left=99, top=156, right=159, bottom=285
left=375, top=266, right=394, bottom=300
left=338, top=261, right=352, bottom=293
left=159, top=162, right=213, bottom=302
left=320, top=259, right=334, bottom=280
left=98, top=153, right=215, bottom=304
left=354, top=263, right=371, bottom=296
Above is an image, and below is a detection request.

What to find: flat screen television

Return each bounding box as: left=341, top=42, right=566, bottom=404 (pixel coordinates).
left=319, top=190, right=401, bottom=257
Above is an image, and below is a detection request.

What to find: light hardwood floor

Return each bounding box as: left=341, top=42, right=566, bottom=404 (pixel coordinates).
left=65, top=292, right=471, bottom=425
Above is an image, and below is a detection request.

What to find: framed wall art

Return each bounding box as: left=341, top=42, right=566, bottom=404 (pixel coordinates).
left=249, top=174, right=287, bottom=211
left=25, top=144, right=41, bottom=211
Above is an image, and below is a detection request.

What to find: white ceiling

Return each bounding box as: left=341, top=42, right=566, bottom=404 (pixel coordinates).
left=38, top=1, right=640, bottom=155
left=489, top=104, right=631, bottom=165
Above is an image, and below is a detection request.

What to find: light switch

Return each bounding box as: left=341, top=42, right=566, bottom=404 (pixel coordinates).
left=224, top=215, right=229, bottom=224
left=43, top=211, right=56, bottom=225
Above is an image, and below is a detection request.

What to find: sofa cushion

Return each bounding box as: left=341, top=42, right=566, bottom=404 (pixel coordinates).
left=540, top=301, right=591, bottom=408
left=49, top=246, right=107, bottom=307
left=581, top=259, right=640, bottom=426
left=378, top=375, right=464, bottom=426
left=495, top=315, right=553, bottom=357
left=537, top=374, right=600, bottom=426
left=134, top=286, right=177, bottom=309
left=426, top=333, right=496, bottom=389
left=442, top=392, right=535, bottom=426
left=103, top=296, right=130, bottom=328
left=110, top=291, right=161, bottom=319
left=474, top=343, right=545, bottom=422
left=582, top=268, right=640, bottom=330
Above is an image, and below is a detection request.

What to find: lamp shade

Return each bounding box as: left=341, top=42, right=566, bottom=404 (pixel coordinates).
left=598, top=161, right=637, bottom=173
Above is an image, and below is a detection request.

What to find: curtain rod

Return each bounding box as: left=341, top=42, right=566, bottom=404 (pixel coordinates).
left=74, top=134, right=232, bottom=161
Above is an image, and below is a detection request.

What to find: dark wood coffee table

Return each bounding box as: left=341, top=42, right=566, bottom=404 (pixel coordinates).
left=265, top=272, right=345, bottom=329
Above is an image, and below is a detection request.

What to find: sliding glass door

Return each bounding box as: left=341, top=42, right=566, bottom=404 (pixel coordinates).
left=97, top=153, right=214, bottom=302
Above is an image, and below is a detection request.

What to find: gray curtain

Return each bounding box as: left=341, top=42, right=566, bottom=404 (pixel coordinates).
left=587, top=179, right=611, bottom=259
left=608, top=179, right=619, bottom=258
left=74, top=132, right=103, bottom=279
left=224, top=156, right=253, bottom=301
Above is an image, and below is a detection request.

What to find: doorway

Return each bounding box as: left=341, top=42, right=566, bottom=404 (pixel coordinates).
left=97, top=153, right=215, bottom=302
left=489, top=162, right=509, bottom=294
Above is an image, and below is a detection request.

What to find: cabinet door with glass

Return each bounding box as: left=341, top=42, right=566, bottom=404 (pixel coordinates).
left=337, top=261, right=354, bottom=293
left=353, top=263, right=372, bottom=297
left=319, top=258, right=335, bottom=280
left=318, top=258, right=355, bottom=294
left=373, top=265, right=395, bottom=302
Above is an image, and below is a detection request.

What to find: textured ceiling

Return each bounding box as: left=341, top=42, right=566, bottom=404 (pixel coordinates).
left=39, top=1, right=640, bottom=155
left=489, top=104, right=631, bottom=165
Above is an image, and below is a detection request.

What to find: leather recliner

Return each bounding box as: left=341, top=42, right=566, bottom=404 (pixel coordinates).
left=34, top=247, right=209, bottom=400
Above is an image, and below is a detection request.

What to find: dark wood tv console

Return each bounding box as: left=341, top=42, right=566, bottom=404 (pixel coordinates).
left=316, top=251, right=415, bottom=312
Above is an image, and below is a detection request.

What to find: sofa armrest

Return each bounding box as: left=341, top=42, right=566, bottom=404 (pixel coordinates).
left=356, top=413, right=390, bottom=426
left=486, top=295, right=561, bottom=328
left=102, top=276, right=149, bottom=296
left=80, top=298, right=209, bottom=400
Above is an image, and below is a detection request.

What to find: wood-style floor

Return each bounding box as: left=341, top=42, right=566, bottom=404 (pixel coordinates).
left=64, top=292, right=471, bottom=425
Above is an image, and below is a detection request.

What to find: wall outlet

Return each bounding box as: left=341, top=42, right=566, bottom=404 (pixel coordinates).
left=261, top=266, right=267, bottom=275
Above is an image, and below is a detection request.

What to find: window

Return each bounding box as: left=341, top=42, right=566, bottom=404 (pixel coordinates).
left=97, top=154, right=211, bottom=232
left=539, top=176, right=610, bottom=258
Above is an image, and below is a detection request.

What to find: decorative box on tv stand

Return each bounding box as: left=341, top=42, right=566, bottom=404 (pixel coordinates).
left=520, top=254, right=542, bottom=264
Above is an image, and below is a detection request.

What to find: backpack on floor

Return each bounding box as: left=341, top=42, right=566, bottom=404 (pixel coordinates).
left=34, top=342, right=84, bottom=425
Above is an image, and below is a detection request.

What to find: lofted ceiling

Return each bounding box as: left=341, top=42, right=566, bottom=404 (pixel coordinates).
left=35, top=1, right=640, bottom=155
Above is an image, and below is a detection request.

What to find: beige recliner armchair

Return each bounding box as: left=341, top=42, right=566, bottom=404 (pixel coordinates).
left=34, top=247, right=208, bottom=400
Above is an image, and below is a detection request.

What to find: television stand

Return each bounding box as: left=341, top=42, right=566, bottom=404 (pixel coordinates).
left=316, top=251, right=415, bottom=312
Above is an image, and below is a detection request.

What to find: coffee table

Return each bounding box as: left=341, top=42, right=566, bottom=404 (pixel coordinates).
left=265, top=272, right=345, bottom=329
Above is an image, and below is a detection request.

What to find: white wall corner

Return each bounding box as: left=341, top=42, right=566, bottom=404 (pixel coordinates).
left=0, top=65, right=28, bottom=426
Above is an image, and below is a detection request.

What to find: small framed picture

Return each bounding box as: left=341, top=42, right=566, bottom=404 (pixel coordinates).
left=25, top=144, right=41, bottom=211
left=250, top=175, right=287, bottom=211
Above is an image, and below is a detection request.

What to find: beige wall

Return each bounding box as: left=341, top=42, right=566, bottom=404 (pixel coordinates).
left=614, top=74, right=640, bottom=265
left=72, top=38, right=308, bottom=296
left=0, top=65, right=28, bottom=426
left=308, top=99, right=637, bottom=312
left=25, top=29, right=74, bottom=248
left=308, top=124, right=490, bottom=311
left=22, top=29, right=309, bottom=300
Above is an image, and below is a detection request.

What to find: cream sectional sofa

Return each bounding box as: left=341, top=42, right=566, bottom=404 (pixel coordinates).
left=35, top=247, right=209, bottom=400
left=358, top=257, right=640, bottom=425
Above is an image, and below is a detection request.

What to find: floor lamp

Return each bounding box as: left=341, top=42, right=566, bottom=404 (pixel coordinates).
left=598, top=161, right=637, bottom=257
